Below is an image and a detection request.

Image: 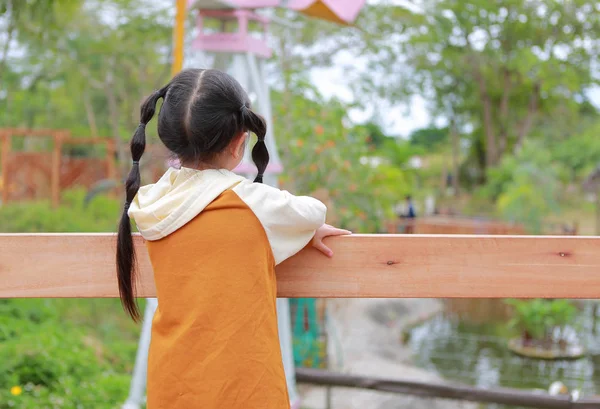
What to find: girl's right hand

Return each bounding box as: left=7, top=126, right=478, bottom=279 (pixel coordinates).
left=312, top=224, right=352, bottom=257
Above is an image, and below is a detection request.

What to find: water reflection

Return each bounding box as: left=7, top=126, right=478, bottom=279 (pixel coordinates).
left=407, top=302, right=599, bottom=408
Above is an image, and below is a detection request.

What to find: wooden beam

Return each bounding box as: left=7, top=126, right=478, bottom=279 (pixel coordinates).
left=1, top=133, right=10, bottom=204
left=0, top=128, right=70, bottom=137
left=296, top=368, right=600, bottom=409
left=1, top=234, right=599, bottom=299
left=50, top=133, right=64, bottom=208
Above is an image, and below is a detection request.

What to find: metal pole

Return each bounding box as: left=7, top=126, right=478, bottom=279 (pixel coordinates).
left=122, top=299, right=158, bottom=409
left=172, top=0, right=187, bottom=76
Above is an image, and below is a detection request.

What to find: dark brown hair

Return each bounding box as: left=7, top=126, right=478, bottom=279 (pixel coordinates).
left=116, top=69, right=268, bottom=320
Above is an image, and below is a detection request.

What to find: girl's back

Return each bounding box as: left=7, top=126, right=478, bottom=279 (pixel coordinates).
left=116, top=69, right=348, bottom=409
left=146, top=186, right=286, bottom=408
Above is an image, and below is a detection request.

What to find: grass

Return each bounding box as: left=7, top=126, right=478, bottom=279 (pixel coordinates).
left=0, top=299, right=141, bottom=409
left=0, top=190, right=141, bottom=408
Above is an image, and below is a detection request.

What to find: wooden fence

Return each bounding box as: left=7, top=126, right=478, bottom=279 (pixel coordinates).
left=0, top=129, right=116, bottom=206
left=296, top=368, right=600, bottom=409
left=1, top=234, right=600, bottom=299
left=388, top=216, right=525, bottom=235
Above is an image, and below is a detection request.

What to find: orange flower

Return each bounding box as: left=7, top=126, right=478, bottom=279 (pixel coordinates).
left=343, top=161, right=351, bottom=169
left=325, top=140, right=335, bottom=148
left=296, top=139, right=304, bottom=148
left=349, top=184, right=358, bottom=192
left=315, top=146, right=324, bottom=154
left=315, top=125, right=324, bottom=135
left=309, top=164, right=318, bottom=172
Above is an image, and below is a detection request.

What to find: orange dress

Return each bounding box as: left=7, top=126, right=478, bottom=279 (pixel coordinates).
left=129, top=168, right=326, bottom=409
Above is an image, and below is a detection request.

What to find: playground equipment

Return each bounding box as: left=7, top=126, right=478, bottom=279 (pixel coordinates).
left=124, top=1, right=367, bottom=408
left=0, top=129, right=116, bottom=207
left=291, top=298, right=328, bottom=368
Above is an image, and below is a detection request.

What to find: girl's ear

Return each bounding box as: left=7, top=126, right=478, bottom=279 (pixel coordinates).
left=230, top=131, right=247, bottom=159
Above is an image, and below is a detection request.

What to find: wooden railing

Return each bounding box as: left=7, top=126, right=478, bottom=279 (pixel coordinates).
left=2, top=233, right=600, bottom=407
left=296, top=368, right=600, bottom=409
left=1, top=233, right=599, bottom=298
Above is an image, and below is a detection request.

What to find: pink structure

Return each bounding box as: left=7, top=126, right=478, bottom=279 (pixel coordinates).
left=189, top=0, right=366, bottom=24
left=192, top=9, right=272, bottom=58
left=287, top=0, right=366, bottom=24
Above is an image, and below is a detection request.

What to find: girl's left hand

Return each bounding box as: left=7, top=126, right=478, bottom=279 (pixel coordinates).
left=312, top=224, right=352, bottom=257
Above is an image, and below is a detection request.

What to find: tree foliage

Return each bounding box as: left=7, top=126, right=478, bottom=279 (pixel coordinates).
left=273, top=86, right=411, bottom=233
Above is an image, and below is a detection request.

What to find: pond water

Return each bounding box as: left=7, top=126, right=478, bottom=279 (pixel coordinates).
left=407, top=301, right=600, bottom=408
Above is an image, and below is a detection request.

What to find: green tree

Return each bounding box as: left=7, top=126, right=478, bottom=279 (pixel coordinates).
left=1, top=0, right=172, bottom=173
left=483, top=141, right=561, bottom=232
left=399, top=0, right=600, bottom=173
left=293, top=1, right=600, bottom=179
left=409, top=127, right=449, bottom=150
left=273, top=85, right=411, bottom=233
left=552, top=121, right=600, bottom=182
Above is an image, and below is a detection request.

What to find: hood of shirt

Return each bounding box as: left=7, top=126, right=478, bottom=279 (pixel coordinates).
left=128, top=167, right=245, bottom=241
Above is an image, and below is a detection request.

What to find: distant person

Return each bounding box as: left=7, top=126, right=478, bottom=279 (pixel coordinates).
left=115, top=69, right=350, bottom=409
left=401, top=195, right=416, bottom=233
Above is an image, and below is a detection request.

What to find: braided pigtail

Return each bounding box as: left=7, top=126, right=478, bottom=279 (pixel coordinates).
left=240, top=104, right=268, bottom=183
left=116, top=86, right=168, bottom=321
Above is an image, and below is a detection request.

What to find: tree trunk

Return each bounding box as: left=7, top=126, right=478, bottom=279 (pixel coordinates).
left=472, top=66, right=497, bottom=169
left=0, top=12, right=15, bottom=83
left=83, top=90, right=98, bottom=137
left=514, top=83, right=540, bottom=154
left=451, top=120, right=460, bottom=197
left=105, top=69, right=127, bottom=177
left=498, top=68, right=512, bottom=158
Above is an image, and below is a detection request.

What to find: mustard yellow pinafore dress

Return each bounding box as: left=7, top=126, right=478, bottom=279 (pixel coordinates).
left=128, top=168, right=326, bottom=409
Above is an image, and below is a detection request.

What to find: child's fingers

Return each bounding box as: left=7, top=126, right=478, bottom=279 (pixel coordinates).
left=313, top=240, right=333, bottom=257
left=323, top=227, right=352, bottom=237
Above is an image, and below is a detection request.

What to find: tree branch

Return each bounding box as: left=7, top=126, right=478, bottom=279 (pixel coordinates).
left=514, top=82, right=541, bottom=154
left=471, top=61, right=497, bottom=168
left=0, top=13, right=16, bottom=83
left=498, top=67, right=512, bottom=157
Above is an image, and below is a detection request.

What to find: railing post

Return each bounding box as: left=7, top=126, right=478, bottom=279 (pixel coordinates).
left=122, top=299, right=157, bottom=409
left=1, top=131, right=10, bottom=205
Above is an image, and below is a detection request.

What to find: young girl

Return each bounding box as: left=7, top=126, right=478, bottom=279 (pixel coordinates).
left=116, top=68, right=349, bottom=409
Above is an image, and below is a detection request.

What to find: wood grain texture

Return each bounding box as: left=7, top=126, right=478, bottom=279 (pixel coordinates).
left=0, top=234, right=599, bottom=298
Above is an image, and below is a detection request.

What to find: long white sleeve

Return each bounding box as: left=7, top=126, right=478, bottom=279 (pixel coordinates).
left=233, top=181, right=327, bottom=265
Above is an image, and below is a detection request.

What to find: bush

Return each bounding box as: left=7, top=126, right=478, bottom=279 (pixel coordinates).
left=0, top=300, right=140, bottom=409
left=0, top=189, right=120, bottom=233
left=478, top=141, right=562, bottom=233
left=0, top=195, right=139, bottom=408
left=505, top=299, right=578, bottom=345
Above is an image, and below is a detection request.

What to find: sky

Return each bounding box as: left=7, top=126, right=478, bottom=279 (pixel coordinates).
left=307, top=0, right=430, bottom=137
left=309, top=53, right=431, bottom=138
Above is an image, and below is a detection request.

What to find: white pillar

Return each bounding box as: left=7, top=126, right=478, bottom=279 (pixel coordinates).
left=122, top=298, right=157, bottom=409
